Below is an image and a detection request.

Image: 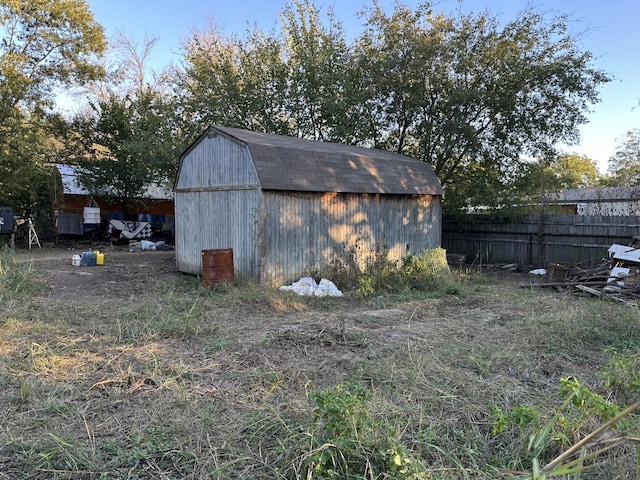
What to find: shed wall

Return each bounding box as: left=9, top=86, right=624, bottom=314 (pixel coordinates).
left=261, top=191, right=441, bottom=286
left=174, top=189, right=262, bottom=278
left=174, top=133, right=262, bottom=278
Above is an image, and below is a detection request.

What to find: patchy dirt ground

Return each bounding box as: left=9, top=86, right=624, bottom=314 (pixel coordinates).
left=4, top=246, right=638, bottom=479
left=17, top=247, right=179, bottom=299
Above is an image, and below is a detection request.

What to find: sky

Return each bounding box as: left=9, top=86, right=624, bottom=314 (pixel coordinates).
left=85, top=0, right=640, bottom=172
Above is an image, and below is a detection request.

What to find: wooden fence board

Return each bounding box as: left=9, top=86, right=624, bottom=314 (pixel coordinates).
left=442, top=214, right=640, bottom=267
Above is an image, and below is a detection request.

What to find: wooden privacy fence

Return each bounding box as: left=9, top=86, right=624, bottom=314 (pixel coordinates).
left=442, top=214, right=640, bottom=267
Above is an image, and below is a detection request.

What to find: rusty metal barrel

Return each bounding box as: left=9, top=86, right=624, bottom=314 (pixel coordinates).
left=201, top=248, right=234, bottom=285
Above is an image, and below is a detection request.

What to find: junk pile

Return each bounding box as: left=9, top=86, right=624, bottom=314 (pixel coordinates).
left=526, top=236, right=640, bottom=305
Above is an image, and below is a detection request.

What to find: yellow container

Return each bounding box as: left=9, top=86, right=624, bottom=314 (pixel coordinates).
left=96, top=252, right=104, bottom=266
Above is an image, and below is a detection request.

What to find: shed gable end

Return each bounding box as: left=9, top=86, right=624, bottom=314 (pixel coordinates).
left=175, top=133, right=260, bottom=191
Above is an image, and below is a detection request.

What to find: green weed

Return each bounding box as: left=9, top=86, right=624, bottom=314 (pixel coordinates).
left=490, top=377, right=640, bottom=478
left=598, top=347, right=640, bottom=405
left=330, top=247, right=453, bottom=298
left=304, top=381, right=424, bottom=479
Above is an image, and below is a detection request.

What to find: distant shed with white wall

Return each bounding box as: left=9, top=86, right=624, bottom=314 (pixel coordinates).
left=557, top=186, right=640, bottom=216
left=174, top=125, right=443, bottom=286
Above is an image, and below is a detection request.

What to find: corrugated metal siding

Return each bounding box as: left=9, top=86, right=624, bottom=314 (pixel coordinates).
left=175, top=134, right=262, bottom=278
left=174, top=189, right=262, bottom=278
left=175, top=132, right=443, bottom=285
left=261, top=191, right=441, bottom=286
left=175, top=133, right=258, bottom=190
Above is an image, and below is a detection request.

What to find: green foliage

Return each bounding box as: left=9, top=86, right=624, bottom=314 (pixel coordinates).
left=350, top=3, right=609, bottom=212
left=491, top=404, right=537, bottom=436
left=0, top=0, right=106, bottom=111
left=69, top=88, right=178, bottom=213
left=0, top=119, right=56, bottom=220
left=306, top=382, right=423, bottom=479
left=401, top=247, right=451, bottom=288
left=177, top=17, right=290, bottom=138
left=598, top=347, right=640, bottom=405
left=605, top=129, right=640, bottom=186
left=177, top=1, right=609, bottom=213
left=355, top=247, right=452, bottom=297
left=280, top=0, right=353, bottom=142
left=497, top=153, right=603, bottom=213
left=103, top=427, right=186, bottom=470
left=559, top=377, right=622, bottom=424
left=0, top=0, right=106, bottom=220
left=490, top=377, right=640, bottom=478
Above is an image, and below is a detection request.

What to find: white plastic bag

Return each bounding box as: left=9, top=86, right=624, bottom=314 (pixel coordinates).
left=279, top=277, right=343, bottom=297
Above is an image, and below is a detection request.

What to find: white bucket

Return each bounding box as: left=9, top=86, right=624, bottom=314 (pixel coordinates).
left=83, top=207, right=100, bottom=224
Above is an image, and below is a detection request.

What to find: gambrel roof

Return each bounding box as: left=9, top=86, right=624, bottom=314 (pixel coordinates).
left=179, top=125, right=443, bottom=196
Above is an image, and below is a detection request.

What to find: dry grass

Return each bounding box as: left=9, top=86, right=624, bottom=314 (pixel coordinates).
left=0, top=250, right=639, bottom=478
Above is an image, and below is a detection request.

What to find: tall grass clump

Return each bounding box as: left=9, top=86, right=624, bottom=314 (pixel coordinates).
left=598, top=347, right=640, bottom=405
left=401, top=248, right=454, bottom=291
left=0, top=248, right=43, bottom=300
left=323, top=247, right=454, bottom=297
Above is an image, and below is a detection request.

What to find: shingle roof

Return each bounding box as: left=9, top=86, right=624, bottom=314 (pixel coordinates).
left=207, top=125, right=443, bottom=196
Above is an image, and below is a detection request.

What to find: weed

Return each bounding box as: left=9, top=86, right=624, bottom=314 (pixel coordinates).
left=304, top=381, right=424, bottom=479
left=318, top=247, right=452, bottom=298
left=5, top=249, right=640, bottom=479
left=598, top=347, right=640, bottom=405
left=0, top=248, right=44, bottom=299
left=16, top=376, right=31, bottom=406
left=490, top=377, right=640, bottom=478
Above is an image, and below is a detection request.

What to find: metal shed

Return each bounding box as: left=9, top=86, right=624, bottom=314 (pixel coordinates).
left=174, top=125, right=443, bottom=286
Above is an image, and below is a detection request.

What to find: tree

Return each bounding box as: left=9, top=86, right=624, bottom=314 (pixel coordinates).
left=175, top=1, right=609, bottom=213
left=354, top=3, right=609, bottom=209
left=508, top=153, right=600, bottom=212
left=0, top=0, right=106, bottom=112
left=606, top=129, right=640, bottom=186
left=0, top=0, right=106, bottom=224
left=177, top=18, right=289, bottom=139
left=177, top=0, right=356, bottom=142
left=70, top=88, right=177, bottom=215
left=279, top=0, right=353, bottom=141
left=59, top=30, right=184, bottom=216
left=76, top=32, right=173, bottom=104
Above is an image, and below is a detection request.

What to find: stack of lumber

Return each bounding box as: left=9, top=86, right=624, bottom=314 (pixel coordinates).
left=524, top=236, right=640, bottom=305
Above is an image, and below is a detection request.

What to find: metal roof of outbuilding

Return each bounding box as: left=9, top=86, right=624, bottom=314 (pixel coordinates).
left=55, top=164, right=173, bottom=200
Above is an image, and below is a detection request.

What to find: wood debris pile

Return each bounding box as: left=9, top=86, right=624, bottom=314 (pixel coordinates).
left=526, top=236, right=640, bottom=306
